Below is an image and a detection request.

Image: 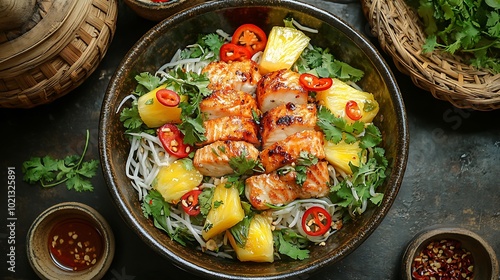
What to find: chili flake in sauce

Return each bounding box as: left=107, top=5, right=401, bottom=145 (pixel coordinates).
left=412, top=239, right=474, bottom=280
left=48, top=218, right=103, bottom=271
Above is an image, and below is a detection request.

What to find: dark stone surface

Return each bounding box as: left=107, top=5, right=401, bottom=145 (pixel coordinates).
left=1, top=1, right=498, bottom=279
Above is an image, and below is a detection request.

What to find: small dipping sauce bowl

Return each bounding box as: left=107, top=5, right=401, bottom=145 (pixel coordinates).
left=402, top=227, right=499, bottom=280
left=27, top=202, right=115, bottom=280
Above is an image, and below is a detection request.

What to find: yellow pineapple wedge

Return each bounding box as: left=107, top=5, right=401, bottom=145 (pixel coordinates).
left=324, top=139, right=366, bottom=175
left=316, top=78, right=379, bottom=123
left=153, top=159, right=203, bottom=204
left=259, top=26, right=310, bottom=75
left=227, top=214, right=274, bottom=262
left=202, top=183, right=245, bottom=240
left=137, top=85, right=186, bottom=128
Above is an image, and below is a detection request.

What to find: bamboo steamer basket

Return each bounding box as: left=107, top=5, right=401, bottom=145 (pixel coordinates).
left=361, top=0, right=500, bottom=111
left=0, top=0, right=117, bottom=108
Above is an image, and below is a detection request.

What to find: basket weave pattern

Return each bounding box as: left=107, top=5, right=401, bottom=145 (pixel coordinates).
left=0, top=0, right=117, bottom=108
left=361, top=0, right=500, bottom=110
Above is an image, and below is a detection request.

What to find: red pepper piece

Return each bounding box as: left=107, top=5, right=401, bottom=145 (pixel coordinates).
left=220, top=43, right=252, bottom=62
left=156, top=89, right=180, bottom=107
left=231, top=23, right=267, bottom=55
left=345, top=100, right=362, bottom=121
left=180, top=190, right=202, bottom=216
left=301, top=206, right=332, bottom=236
left=299, top=73, right=333, bottom=91
left=157, top=124, right=192, bottom=158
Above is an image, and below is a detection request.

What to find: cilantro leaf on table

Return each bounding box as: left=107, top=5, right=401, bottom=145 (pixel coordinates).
left=22, top=130, right=98, bottom=192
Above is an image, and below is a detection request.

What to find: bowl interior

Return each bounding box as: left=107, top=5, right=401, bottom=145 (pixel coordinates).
left=99, top=0, right=408, bottom=279
left=402, top=228, right=499, bottom=280
left=27, top=202, right=115, bottom=280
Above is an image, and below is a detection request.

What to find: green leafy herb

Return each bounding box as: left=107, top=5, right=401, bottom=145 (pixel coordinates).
left=316, top=106, right=365, bottom=144
left=22, top=130, right=98, bottom=192
left=416, top=0, right=500, bottom=73
left=142, top=189, right=195, bottom=246
left=276, top=152, right=318, bottom=186
left=329, top=147, right=388, bottom=216
left=294, top=46, right=364, bottom=82
left=273, top=229, right=310, bottom=260
left=227, top=149, right=264, bottom=194
left=229, top=215, right=253, bottom=247
left=199, top=187, right=214, bottom=217
left=181, top=32, right=225, bottom=61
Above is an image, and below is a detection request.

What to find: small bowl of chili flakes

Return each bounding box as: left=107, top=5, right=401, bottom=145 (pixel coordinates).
left=402, top=227, right=499, bottom=280
left=27, top=202, right=115, bottom=280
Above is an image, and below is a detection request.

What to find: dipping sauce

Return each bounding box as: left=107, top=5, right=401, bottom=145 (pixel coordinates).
left=412, top=239, right=474, bottom=280
left=48, top=218, right=103, bottom=271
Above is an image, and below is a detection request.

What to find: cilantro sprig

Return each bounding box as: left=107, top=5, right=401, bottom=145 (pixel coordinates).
left=294, top=46, right=364, bottom=82
left=273, top=229, right=310, bottom=260
left=417, top=0, right=500, bottom=73
left=277, top=151, right=318, bottom=186
left=227, top=150, right=264, bottom=194
left=329, top=147, right=388, bottom=216
left=316, top=106, right=382, bottom=148
left=22, top=130, right=99, bottom=192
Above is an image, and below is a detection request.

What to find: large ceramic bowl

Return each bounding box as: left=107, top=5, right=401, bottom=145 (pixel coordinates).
left=99, top=0, right=409, bottom=279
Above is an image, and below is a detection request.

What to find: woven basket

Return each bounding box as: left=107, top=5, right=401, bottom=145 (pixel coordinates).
left=361, top=0, right=500, bottom=111
left=0, top=0, right=117, bottom=108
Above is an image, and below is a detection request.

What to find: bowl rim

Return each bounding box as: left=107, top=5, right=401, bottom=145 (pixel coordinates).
left=26, top=202, right=115, bottom=280
left=401, top=226, right=500, bottom=280
left=99, top=0, right=409, bottom=278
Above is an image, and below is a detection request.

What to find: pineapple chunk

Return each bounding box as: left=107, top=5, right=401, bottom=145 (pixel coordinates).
left=153, top=159, right=203, bottom=204
left=137, top=85, right=186, bottom=128
left=202, top=183, right=245, bottom=240
left=259, top=26, right=310, bottom=75
left=316, top=78, right=379, bottom=123
left=324, top=139, right=366, bottom=175
left=227, top=214, right=274, bottom=262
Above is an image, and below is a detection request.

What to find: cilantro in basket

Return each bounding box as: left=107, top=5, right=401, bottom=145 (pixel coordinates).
left=294, top=46, right=364, bottom=82
left=22, top=130, right=98, bottom=192
left=416, top=0, right=500, bottom=73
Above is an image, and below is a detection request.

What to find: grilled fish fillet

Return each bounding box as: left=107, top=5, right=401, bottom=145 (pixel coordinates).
left=200, top=89, right=260, bottom=121
left=201, top=115, right=260, bottom=146
left=259, top=130, right=325, bottom=173
left=202, top=60, right=261, bottom=94
left=193, top=140, right=259, bottom=177
left=256, top=69, right=308, bottom=113
left=245, top=173, right=300, bottom=210
left=245, top=161, right=330, bottom=210
left=260, top=102, right=317, bottom=149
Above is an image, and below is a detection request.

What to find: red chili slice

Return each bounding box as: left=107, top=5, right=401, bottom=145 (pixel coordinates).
left=345, top=100, right=362, bottom=121
left=180, top=190, right=202, bottom=216
left=220, top=43, right=252, bottom=62
left=157, top=124, right=192, bottom=158
left=231, top=23, right=267, bottom=55
left=301, top=206, right=332, bottom=236
left=156, top=89, right=180, bottom=107
left=299, top=73, right=333, bottom=91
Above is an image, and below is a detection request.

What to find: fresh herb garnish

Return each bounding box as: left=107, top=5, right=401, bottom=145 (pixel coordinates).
left=227, top=150, right=264, bottom=194
left=276, top=151, right=318, bottom=186
left=294, top=46, right=364, bottom=82
left=229, top=215, right=253, bottom=247
left=142, top=189, right=195, bottom=246
left=22, top=130, right=98, bottom=192
left=329, top=147, right=388, bottom=216
left=273, top=229, right=310, bottom=260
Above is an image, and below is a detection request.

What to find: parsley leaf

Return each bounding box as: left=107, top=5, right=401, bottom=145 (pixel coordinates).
left=22, top=130, right=98, bottom=192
